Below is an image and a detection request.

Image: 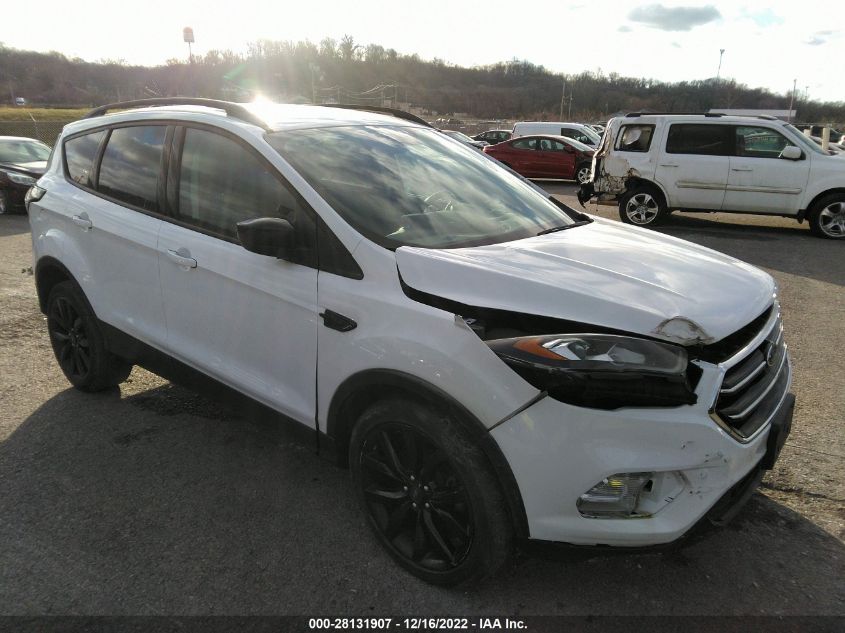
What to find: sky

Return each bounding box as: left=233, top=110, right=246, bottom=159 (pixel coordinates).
left=1, top=0, right=843, bottom=103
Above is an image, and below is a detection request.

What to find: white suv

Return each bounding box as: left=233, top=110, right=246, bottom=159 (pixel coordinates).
left=578, top=113, right=845, bottom=239
left=27, top=99, right=793, bottom=585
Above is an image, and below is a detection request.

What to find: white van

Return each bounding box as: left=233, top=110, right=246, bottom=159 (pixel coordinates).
left=512, top=121, right=601, bottom=146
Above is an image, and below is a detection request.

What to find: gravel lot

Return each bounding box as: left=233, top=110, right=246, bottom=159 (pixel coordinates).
left=1, top=185, right=843, bottom=617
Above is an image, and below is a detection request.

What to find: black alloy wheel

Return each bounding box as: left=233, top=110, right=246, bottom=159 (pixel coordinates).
left=49, top=294, right=92, bottom=381
left=46, top=281, right=132, bottom=390
left=359, top=422, right=474, bottom=572
left=350, top=399, right=512, bottom=585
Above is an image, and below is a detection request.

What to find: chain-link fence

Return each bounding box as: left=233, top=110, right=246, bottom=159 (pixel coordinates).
left=0, top=120, right=69, bottom=146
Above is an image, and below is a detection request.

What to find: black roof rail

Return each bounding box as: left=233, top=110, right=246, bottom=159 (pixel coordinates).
left=82, top=98, right=269, bottom=129
left=625, top=111, right=723, bottom=117
left=322, top=103, right=433, bottom=127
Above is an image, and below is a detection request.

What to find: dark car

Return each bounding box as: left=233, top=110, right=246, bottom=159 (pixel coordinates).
left=483, top=134, right=594, bottom=183
left=473, top=129, right=512, bottom=145
left=0, top=136, right=51, bottom=214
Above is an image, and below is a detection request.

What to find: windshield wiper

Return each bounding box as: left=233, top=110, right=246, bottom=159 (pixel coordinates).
left=537, top=220, right=591, bottom=236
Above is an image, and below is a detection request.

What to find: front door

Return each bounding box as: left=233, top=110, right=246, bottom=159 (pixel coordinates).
left=158, top=125, right=319, bottom=426
left=722, top=125, right=811, bottom=215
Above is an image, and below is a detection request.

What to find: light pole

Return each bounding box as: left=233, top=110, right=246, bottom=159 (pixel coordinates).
left=716, top=48, right=725, bottom=80
left=183, top=27, right=195, bottom=64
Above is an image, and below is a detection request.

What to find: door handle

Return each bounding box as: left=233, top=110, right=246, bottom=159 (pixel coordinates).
left=320, top=309, right=357, bottom=332
left=659, top=163, right=679, bottom=168
left=731, top=167, right=753, bottom=172
left=166, top=249, right=197, bottom=269
left=71, top=214, right=92, bottom=230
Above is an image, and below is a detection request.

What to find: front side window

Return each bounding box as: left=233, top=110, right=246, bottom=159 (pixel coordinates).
left=268, top=125, right=578, bottom=250
left=539, top=138, right=567, bottom=152
left=177, top=128, right=309, bottom=242
left=615, top=125, right=654, bottom=152
left=736, top=126, right=790, bottom=158
left=64, top=130, right=106, bottom=188
left=98, top=126, right=166, bottom=211
left=666, top=124, right=732, bottom=156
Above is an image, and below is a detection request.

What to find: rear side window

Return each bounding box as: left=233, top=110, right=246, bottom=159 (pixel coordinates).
left=615, top=125, right=654, bottom=152
left=64, top=130, right=106, bottom=188
left=539, top=138, right=567, bottom=151
left=176, top=128, right=307, bottom=241
left=98, top=126, right=166, bottom=211
left=666, top=124, right=732, bottom=156
left=512, top=138, right=538, bottom=150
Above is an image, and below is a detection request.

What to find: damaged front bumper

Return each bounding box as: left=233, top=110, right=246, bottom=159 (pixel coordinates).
left=490, top=355, right=793, bottom=546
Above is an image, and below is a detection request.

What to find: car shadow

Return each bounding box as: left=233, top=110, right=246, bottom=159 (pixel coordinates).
left=1, top=381, right=843, bottom=615
left=0, top=213, right=31, bottom=237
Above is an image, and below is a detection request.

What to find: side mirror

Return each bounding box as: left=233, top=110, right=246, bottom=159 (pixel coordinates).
left=781, top=146, right=803, bottom=160
left=237, top=217, right=295, bottom=259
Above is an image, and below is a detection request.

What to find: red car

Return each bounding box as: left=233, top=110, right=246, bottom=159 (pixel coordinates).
left=483, top=134, right=594, bottom=184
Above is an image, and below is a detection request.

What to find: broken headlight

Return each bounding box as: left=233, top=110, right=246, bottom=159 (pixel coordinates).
left=487, top=334, right=697, bottom=409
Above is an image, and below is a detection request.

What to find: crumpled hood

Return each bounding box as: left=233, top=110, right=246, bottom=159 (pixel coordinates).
left=396, top=219, right=775, bottom=345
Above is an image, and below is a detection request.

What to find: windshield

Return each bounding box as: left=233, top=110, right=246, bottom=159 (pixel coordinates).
left=268, top=125, right=576, bottom=249
left=582, top=126, right=602, bottom=144
left=0, top=139, right=51, bottom=163
left=782, top=124, right=828, bottom=156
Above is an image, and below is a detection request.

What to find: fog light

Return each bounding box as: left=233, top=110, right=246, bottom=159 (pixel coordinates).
left=577, top=472, right=653, bottom=518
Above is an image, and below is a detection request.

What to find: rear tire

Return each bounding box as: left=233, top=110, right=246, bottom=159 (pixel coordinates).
left=808, top=194, right=845, bottom=239
left=575, top=162, right=592, bottom=185
left=46, top=281, right=133, bottom=391
left=349, top=399, right=513, bottom=585
left=618, top=186, right=668, bottom=226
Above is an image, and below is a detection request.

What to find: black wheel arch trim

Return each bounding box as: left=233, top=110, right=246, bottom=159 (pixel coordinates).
left=35, top=256, right=89, bottom=315
left=325, top=368, right=531, bottom=539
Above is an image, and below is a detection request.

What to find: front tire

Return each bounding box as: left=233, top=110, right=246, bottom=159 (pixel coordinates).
left=808, top=194, right=845, bottom=239
left=46, top=281, right=133, bottom=391
left=618, top=186, right=668, bottom=226
left=349, top=399, right=513, bottom=585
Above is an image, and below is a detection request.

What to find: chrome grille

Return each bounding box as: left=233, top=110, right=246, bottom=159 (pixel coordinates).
left=712, top=309, right=790, bottom=440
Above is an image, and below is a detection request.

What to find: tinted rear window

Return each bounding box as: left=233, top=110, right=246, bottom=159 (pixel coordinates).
left=666, top=124, right=732, bottom=156
left=64, top=131, right=106, bottom=188
left=98, top=126, right=166, bottom=211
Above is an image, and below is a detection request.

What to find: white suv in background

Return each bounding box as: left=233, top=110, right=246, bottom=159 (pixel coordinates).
left=28, top=99, right=793, bottom=585
left=578, top=112, right=845, bottom=239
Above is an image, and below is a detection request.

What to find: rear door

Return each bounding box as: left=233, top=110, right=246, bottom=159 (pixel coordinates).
left=535, top=137, right=575, bottom=178
left=157, top=125, right=319, bottom=425
left=58, top=125, right=167, bottom=348
left=722, top=125, right=810, bottom=215
left=507, top=137, right=540, bottom=175
left=655, top=123, right=732, bottom=210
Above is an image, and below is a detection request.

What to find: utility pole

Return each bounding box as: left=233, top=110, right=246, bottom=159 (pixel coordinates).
left=788, top=78, right=797, bottom=122
left=568, top=92, right=573, bottom=120
left=560, top=78, right=565, bottom=120
left=716, top=49, right=725, bottom=80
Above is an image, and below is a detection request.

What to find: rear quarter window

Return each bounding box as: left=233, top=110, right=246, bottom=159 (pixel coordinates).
left=615, top=125, right=655, bottom=152
left=64, top=130, right=106, bottom=188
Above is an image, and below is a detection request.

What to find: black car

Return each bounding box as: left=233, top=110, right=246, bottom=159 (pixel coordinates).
left=0, top=136, right=51, bottom=214
left=473, top=129, right=512, bottom=145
